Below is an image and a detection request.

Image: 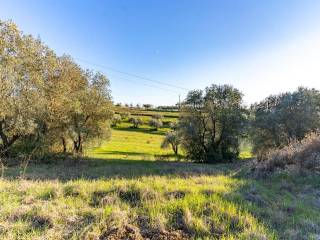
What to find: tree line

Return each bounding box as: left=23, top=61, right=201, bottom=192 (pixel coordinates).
left=162, top=86, right=320, bottom=164
left=0, top=20, right=113, bottom=157
left=2, top=19, right=320, bottom=167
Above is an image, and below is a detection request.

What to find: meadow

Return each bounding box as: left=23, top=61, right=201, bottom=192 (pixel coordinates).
left=0, top=111, right=319, bottom=240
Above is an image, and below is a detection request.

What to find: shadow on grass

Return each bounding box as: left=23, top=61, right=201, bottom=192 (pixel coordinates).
left=93, top=150, right=149, bottom=156
left=114, top=126, right=166, bottom=136
left=2, top=156, right=238, bottom=181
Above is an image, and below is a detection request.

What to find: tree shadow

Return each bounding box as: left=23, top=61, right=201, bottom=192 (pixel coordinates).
left=115, top=126, right=166, bottom=136
left=94, top=150, right=148, bottom=156
left=222, top=166, right=320, bottom=239
left=3, top=156, right=236, bottom=181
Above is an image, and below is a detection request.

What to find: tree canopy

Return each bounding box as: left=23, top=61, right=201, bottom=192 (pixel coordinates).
left=179, top=84, right=247, bottom=163
left=0, top=20, right=113, bottom=156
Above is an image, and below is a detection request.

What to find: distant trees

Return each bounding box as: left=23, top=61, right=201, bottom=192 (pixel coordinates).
left=143, top=104, right=153, bottom=109
left=129, top=117, right=143, bottom=128
left=149, top=118, right=163, bottom=130
left=120, top=112, right=130, bottom=120
left=0, top=20, right=113, bottom=156
left=112, top=115, right=122, bottom=127
left=152, top=113, right=163, bottom=120
left=250, top=87, right=320, bottom=155
left=178, top=85, right=247, bottom=163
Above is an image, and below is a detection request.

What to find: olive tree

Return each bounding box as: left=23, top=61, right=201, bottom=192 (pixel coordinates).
left=112, top=115, right=122, bottom=127
left=0, top=20, right=114, bottom=156
left=149, top=118, right=163, bottom=130
left=0, top=20, right=51, bottom=155
left=161, top=131, right=181, bottom=155
left=129, top=117, right=143, bottom=128
left=250, top=87, right=320, bottom=154
left=179, top=84, right=247, bottom=163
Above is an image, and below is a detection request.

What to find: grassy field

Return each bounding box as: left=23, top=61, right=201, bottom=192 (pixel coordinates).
left=0, top=111, right=319, bottom=239
left=87, top=121, right=176, bottom=161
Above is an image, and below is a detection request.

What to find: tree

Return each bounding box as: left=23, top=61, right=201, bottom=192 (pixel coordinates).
left=149, top=118, right=163, bottom=130
left=179, top=85, right=247, bottom=163
left=129, top=117, right=143, bottom=128
left=67, top=71, right=113, bottom=153
left=112, top=115, right=122, bottom=127
left=0, top=20, right=51, bottom=155
left=250, top=87, right=320, bottom=154
left=152, top=113, right=163, bottom=120
left=143, top=104, right=153, bottom=109
left=161, top=131, right=180, bottom=155
left=0, top=20, right=114, bottom=156
left=120, top=112, right=130, bottom=120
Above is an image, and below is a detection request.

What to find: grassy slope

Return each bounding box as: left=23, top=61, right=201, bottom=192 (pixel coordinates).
left=0, top=112, right=319, bottom=239
left=87, top=122, right=173, bottom=161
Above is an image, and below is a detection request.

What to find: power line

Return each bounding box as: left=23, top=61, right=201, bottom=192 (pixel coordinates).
left=110, top=75, right=179, bottom=93
left=74, top=57, right=190, bottom=91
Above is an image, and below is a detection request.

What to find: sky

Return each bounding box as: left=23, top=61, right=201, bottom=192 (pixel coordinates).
left=1, top=0, right=320, bottom=106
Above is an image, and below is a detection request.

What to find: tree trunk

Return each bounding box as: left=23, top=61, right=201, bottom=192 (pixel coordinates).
left=61, top=137, right=67, bottom=153
left=171, top=144, right=178, bottom=155
left=0, top=121, right=20, bottom=156
left=73, top=134, right=83, bottom=153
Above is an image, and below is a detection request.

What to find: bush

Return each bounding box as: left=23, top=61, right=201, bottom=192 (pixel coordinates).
left=255, top=132, right=320, bottom=173
left=129, top=117, right=143, bottom=128
left=250, top=87, right=320, bottom=155
left=112, top=115, right=122, bottom=127
left=152, top=113, right=163, bottom=120
left=120, top=112, right=131, bottom=120
left=149, top=119, right=163, bottom=130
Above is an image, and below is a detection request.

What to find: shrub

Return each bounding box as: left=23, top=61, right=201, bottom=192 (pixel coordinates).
left=112, top=115, right=122, bottom=127
left=120, top=112, right=131, bottom=120
left=255, top=132, right=320, bottom=173
left=250, top=87, right=320, bottom=155
left=129, top=117, right=143, bottom=128
left=152, top=113, right=163, bottom=120
left=149, top=118, right=163, bottom=130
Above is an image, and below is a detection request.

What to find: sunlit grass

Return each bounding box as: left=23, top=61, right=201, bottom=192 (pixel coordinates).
left=1, top=112, right=319, bottom=239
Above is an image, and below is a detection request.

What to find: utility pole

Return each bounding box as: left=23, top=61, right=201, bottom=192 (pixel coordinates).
left=178, top=94, right=181, bottom=110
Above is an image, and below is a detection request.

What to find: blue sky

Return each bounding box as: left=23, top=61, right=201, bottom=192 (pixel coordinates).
left=1, top=0, right=320, bottom=105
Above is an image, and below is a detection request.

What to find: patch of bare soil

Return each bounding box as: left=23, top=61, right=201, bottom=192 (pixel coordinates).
left=98, top=224, right=189, bottom=240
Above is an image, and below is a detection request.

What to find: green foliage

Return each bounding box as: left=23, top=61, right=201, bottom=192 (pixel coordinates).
left=0, top=20, right=113, bottom=156
left=161, top=131, right=181, bottom=155
left=111, top=115, right=122, bottom=127
left=152, top=113, right=163, bottom=120
left=149, top=118, right=163, bottom=130
left=128, top=117, right=143, bottom=128
left=179, top=84, right=248, bottom=163
left=250, top=87, right=320, bottom=154
left=120, top=111, right=131, bottom=120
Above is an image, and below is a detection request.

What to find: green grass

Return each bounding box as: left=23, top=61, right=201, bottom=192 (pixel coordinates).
left=87, top=121, right=175, bottom=160
left=1, top=160, right=319, bottom=239
left=0, top=111, right=319, bottom=239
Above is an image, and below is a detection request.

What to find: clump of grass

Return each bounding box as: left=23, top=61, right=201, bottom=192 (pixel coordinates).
left=35, top=186, right=57, bottom=200
left=90, top=190, right=110, bottom=207
left=63, top=184, right=81, bottom=197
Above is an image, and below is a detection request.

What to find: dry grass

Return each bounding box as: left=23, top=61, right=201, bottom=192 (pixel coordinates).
left=255, top=132, right=320, bottom=174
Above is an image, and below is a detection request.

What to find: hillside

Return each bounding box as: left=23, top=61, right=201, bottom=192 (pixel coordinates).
left=1, top=111, right=319, bottom=240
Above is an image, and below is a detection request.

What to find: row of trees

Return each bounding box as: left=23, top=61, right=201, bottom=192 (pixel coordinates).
left=162, top=86, right=320, bottom=163
left=0, top=20, right=113, bottom=156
